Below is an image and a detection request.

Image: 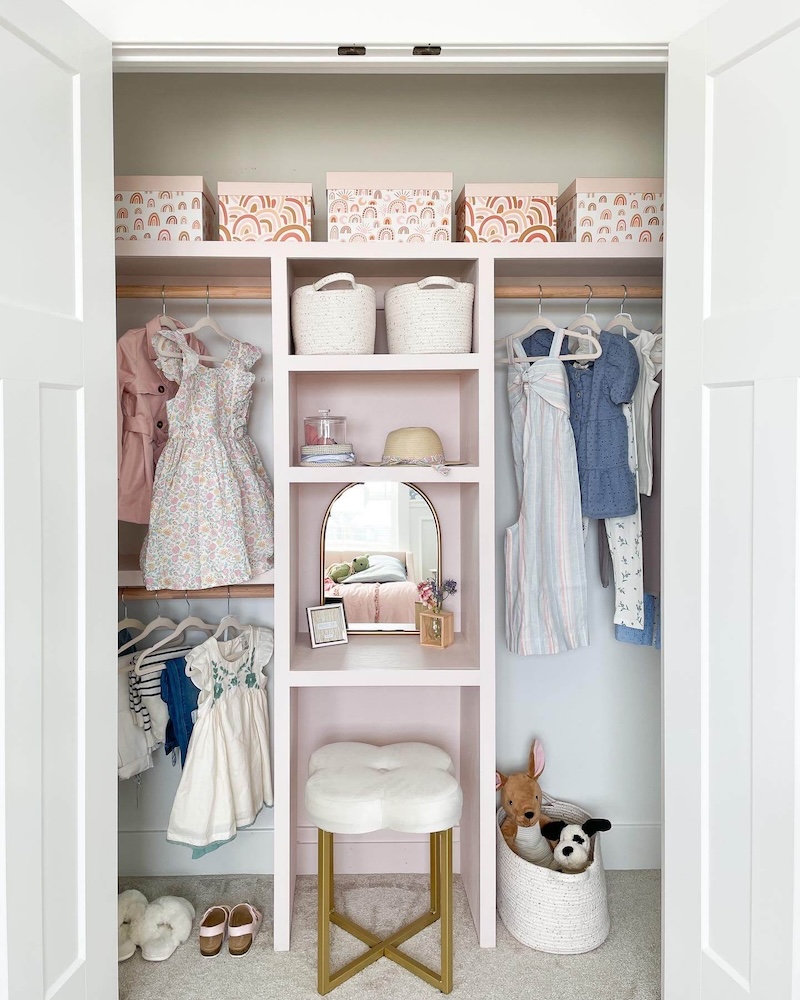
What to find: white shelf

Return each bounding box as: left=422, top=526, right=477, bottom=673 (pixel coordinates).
left=286, top=353, right=480, bottom=372
left=493, top=241, right=663, bottom=278
left=115, top=240, right=663, bottom=280
left=289, top=632, right=480, bottom=684
left=288, top=466, right=480, bottom=483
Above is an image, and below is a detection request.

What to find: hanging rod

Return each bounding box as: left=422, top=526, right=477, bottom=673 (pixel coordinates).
left=116, top=283, right=661, bottom=301
left=495, top=284, right=661, bottom=300
left=116, top=284, right=272, bottom=300
left=119, top=585, right=274, bottom=600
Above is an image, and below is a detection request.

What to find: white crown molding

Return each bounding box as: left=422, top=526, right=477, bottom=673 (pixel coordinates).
left=112, top=42, right=668, bottom=74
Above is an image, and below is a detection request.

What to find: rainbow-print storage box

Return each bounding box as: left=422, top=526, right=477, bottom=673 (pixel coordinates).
left=218, top=182, right=314, bottom=242
left=456, top=183, right=558, bottom=242
left=557, top=178, right=664, bottom=243
left=327, top=172, right=452, bottom=243
left=114, top=176, right=217, bottom=242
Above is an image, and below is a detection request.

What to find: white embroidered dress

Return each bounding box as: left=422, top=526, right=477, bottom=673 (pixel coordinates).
left=168, top=626, right=274, bottom=854
left=142, top=329, right=274, bottom=590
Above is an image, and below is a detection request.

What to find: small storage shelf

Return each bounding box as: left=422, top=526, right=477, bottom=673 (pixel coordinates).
left=289, top=632, right=480, bottom=684
left=289, top=369, right=480, bottom=467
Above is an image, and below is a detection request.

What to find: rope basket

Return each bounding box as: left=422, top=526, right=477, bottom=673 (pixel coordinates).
left=496, top=796, right=610, bottom=954
left=384, top=276, right=474, bottom=354
left=291, top=272, right=376, bottom=355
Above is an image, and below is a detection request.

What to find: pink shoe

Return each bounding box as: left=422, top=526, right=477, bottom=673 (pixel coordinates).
left=228, top=903, right=262, bottom=956
left=199, top=905, right=230, bottom=957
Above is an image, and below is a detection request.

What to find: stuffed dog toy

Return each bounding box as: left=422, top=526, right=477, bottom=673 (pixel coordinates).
left=496, top=739, right=558, bottom=869
left=540, top=818, right=612, bottom=873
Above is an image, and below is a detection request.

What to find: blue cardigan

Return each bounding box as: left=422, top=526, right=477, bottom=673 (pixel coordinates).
left=522, top=329, right=640, bottom=519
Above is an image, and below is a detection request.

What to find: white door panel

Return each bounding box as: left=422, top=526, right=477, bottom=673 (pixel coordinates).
left=0, top=2, right=116, bottom=998
left=665, top=4, right=800, bottom=998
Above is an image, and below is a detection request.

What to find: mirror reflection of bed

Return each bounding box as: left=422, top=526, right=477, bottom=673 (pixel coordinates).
left=321, top=482, right=441, bottom=633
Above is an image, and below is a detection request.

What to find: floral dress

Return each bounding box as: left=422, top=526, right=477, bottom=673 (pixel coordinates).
left=141, top=329, right=274, bottom=589
left=167, top=626, right=274, bottom=856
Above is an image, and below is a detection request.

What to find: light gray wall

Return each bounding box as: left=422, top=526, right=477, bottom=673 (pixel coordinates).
left=115, top=72, right=664, bottom=874
left=113, top=73, right=665, bottom=240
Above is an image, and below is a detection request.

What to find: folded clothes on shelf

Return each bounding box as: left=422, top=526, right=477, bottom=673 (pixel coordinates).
left=300, top=444, right=357, bottom=467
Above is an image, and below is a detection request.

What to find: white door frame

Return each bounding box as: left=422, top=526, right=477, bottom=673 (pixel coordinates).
left=110, top=42, right=668, bottom=74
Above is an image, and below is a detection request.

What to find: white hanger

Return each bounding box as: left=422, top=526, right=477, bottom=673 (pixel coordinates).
left=155, top=285, right=224, bottom=363
left=210, top=588, right=248, bottom=643
left=118, top=594, right=144, bottom=635
left=568, top=284, right=603, bottom=337
left=133, top=594, right=217, bottom=674
left=606, top=285, right=641, bottom=338
left=500, top=284, right=601, bottom=363
left=117, top=595, right=178, bottom=655
left=156, top=286, right=179, bottom=332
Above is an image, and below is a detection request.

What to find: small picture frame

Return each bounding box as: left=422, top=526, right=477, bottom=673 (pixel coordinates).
left=306, top=604, right=349, bottom=648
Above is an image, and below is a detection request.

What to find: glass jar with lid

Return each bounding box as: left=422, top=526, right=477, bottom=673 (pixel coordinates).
left=304, top=410, right=347, bottom=446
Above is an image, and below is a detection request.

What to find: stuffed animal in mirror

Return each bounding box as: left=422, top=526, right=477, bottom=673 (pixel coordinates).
left=496, top=739, right=558, bottom=869
left=540, top=818, right=612, bottom=873
left=326, top=555, right=370, bottom=584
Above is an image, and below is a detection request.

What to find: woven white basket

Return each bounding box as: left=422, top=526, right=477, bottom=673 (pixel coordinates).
left=384, top=276, right=474, bottom=354
left=291, top=272, right=376, bottom=355
left=496, top=797, right=610, bottom=954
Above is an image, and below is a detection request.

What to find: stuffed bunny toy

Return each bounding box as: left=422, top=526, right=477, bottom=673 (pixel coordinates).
left=496, top=739, right=558, bottom=869
left=540, top=818, right=612, bottom=873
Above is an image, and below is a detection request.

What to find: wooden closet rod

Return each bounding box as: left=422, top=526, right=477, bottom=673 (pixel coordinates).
left=495, top=285, right=661, bottom=300
left=116, top=283, right=661, bottom=301
left=119, top=585, right=275, bottom=600
left=116, top=284, right=272, bottom=300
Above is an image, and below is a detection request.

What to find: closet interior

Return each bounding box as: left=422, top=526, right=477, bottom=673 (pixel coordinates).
left=114, top=70, right=664, bottom=993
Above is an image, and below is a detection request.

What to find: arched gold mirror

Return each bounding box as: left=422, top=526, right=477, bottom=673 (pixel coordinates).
left=320, top=482, right=442, bottom=634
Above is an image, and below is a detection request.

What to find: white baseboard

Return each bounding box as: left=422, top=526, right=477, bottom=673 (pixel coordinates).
left=118, top=822, right=660, bottom=877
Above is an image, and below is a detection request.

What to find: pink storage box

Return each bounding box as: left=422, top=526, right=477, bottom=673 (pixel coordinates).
left=218, top=182, right=314, bottom=242
left=557, top=178, right=664, bottom=243
left=114, top=176, right=217, bottom=242
left=327, top=171, right=452, bottom=243
left=456, top=183, right=558, bottom=243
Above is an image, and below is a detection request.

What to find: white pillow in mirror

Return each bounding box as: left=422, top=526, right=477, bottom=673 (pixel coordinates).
left=342, top=554, right=408, bottom=585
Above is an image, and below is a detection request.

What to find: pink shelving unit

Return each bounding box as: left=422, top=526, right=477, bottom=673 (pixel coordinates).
left=114, top=238, right=664, bottom=955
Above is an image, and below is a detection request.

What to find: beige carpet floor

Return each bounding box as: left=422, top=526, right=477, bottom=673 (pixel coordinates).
left=118, top=871, right=660, bottom=1000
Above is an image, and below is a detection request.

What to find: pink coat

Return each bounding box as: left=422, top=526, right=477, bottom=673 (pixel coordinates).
left=117, top=316, right=206, bottom=523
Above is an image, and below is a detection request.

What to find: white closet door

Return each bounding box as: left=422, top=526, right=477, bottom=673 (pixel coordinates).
left=0, top=2, right=116, bottom=997
left=664, top=3, right=800, bottom=999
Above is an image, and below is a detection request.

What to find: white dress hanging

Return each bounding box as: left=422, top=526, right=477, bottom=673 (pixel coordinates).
left=167, top=626, right=274, bottom=856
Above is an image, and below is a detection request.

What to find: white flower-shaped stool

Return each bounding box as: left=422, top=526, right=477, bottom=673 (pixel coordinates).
left=305, top=742, right=463, bottom=995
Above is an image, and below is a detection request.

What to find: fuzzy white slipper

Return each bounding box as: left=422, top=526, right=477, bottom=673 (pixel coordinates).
left=134, top=896, right=195, bottom=962
left=118, top=890, right=148, bottom=962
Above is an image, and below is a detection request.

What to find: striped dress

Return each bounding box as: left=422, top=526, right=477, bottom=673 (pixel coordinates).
left=505, top=331, right=589, bottom=655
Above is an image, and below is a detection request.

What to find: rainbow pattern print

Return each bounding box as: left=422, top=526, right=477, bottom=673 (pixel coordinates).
left=219, top=193, right=313, bottom=242
left=457, top=194, right=556, bottom=243
left=557, top=191, right=664, bottom=243
left=114, top=188, right=216, bottom=242
left=327, top=187, right=451, bottom=243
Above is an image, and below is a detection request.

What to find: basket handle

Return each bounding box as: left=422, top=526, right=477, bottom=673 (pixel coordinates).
left=313, top=272, right=357, bottom=292
left=417, top=275, right=459, bottom=290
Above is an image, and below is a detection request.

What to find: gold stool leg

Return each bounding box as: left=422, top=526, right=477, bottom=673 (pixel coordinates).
left=318, top=829, right=333, bottom=995
left=430, top=831, right=441, bottom=917
left=318, top=826, right=454, bottom=995
left=440, top=828, right=453, bottom=994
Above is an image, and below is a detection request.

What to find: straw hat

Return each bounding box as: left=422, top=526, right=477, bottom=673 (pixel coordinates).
left=365, top=427, right=464, bottom=475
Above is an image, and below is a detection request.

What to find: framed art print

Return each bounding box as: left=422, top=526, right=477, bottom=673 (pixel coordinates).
left=307, top=604, right=349, bottom=648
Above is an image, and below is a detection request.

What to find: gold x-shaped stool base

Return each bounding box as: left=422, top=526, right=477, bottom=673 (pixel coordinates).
left=317, top=828, right=453, bottom=995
